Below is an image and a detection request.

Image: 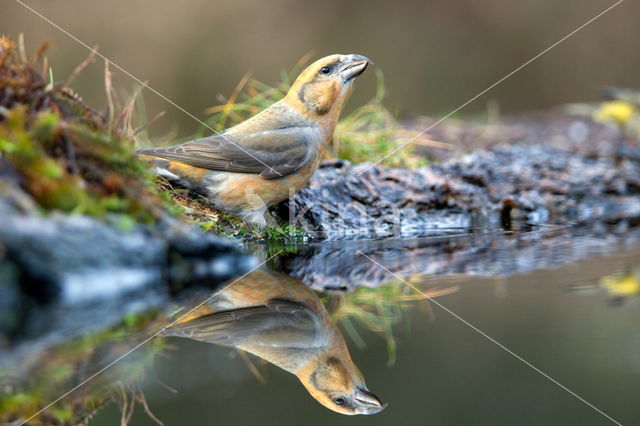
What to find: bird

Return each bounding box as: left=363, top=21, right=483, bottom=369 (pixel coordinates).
left=162, top=269, right=386, bottom=415
left=137, top=54, right=370, bottom=226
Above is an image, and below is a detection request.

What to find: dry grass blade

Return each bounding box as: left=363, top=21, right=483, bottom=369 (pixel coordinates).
left=204, top=71, right=252, bottom=131
left=136, top=391, right=165, bottom=426
left=294, top=51, right=315, bottom=69
left=118, top=385, right=135, bottom=426
left=17, top=32, right=27, bottom=63
left=152, top=378, right=178, bottom=394
left=419, top=285, right=460, bottom=299
left=397, top=130, right=454, bottom=151
left=40, top=54, right=48, bottom=77
left=205, top=71, right=252, bottom=115
left=104, top=59, right=115, bottom=134
left=31, top=40, right=50, bottom=65
left=418, top=284, right=460, bottom=321
left=237, top=349, right=268, bottom=384
left=64, top=45, right=98, bottom=87
left=133, top=110, right=166, bottom=136
left=121, top=81, right=148, bottom=140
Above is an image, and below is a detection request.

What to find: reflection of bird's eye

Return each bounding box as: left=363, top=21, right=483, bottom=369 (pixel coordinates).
left=333, top=397, right=345, bottom=406
left=320, top=66, right=331, bottom=75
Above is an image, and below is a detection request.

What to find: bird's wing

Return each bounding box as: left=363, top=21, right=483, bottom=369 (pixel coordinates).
left=136, top=127, right=317, bottom=179
left=162, top=299, right=326, bottom=349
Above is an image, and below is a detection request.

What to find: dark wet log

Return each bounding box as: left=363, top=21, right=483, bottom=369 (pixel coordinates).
left=281, top=113, right=640, bottom=240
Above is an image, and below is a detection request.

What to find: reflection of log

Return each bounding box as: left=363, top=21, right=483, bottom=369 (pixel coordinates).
left=0, top=196, right=255, bottom=354
left=283, top=220, right=640, bottom=291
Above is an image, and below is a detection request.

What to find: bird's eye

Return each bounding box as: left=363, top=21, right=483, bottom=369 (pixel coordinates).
left=319, top=66, right=331, bottom=75
left=333, top=397, right=345, bottom=406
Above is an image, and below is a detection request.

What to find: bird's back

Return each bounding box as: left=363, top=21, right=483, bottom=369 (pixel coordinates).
left=225, top=99, right=312, bottom=137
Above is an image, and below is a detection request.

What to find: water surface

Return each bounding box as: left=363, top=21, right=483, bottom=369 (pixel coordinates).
left=85, top=228, right=640, bottom=425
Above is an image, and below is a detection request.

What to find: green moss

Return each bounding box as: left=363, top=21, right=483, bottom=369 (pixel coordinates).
left=198, top=210, right=307, bottom=242
left=159, top=176, right=307, bottom=241
left=0, top=38, right=179, bottom=225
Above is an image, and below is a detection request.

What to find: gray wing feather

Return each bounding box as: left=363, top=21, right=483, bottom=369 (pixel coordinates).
left=137, top=127, right=317, bottom=179
left=162, top=300, right=324, bottom=349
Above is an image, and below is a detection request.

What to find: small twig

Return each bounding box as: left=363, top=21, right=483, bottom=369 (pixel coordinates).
left=64, top=45, right=98, bottom=87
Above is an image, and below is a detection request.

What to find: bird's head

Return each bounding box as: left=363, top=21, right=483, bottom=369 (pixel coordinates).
left=285, top=54, right=370, bottom=120
left=299, top=356, right=386, bottom=415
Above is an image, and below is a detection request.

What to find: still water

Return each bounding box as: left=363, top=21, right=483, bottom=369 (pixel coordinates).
left=2, top=225, right=639, bottom=425
left=86, top=228, right=640, bottom=426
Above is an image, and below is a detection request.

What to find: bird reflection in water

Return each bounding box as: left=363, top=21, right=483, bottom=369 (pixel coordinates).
left=162, top=269, right=386, bottom=415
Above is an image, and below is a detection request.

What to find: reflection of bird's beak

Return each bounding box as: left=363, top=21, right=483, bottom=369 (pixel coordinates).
left=340, top=55, right=371, bottom=82
left=354, top=387, right=387, bottom=414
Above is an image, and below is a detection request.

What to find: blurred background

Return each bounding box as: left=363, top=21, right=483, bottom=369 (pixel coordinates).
left=1, top=0, right=638, bottom=138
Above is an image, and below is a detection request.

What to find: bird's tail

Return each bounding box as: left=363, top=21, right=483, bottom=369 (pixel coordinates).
left=137, top=152, right=182, bottom=181
left=136, top=152, right=211, bottom=191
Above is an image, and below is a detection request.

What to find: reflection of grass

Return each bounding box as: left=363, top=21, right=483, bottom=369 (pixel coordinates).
left=326, top=278, right=458, bottom=366
left=0, top=310, right=163, bottom=425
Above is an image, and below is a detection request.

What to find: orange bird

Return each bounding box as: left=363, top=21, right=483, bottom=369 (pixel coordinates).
left=138, top=54, right=370, bottom=226
left=162, top=269, right=386, bottom=415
